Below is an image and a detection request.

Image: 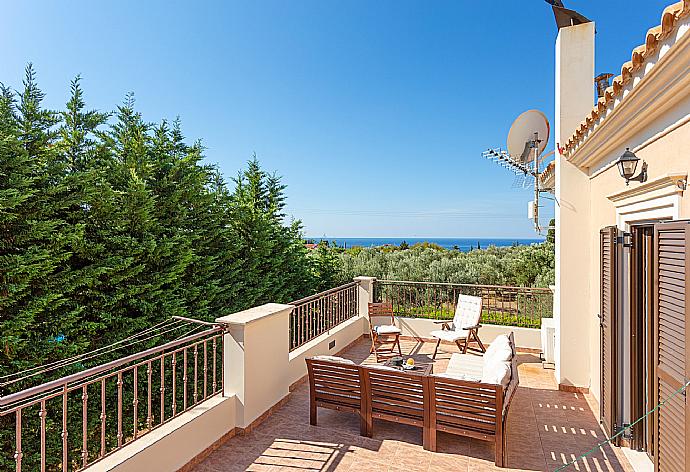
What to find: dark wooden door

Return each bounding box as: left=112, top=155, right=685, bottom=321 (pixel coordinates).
left=600, top=226, right=620, bottom=440
left=653, top=221, right=689, bottom=472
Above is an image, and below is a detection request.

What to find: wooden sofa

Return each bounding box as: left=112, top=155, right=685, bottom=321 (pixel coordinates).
left=305, top=333, right=518, bottom=467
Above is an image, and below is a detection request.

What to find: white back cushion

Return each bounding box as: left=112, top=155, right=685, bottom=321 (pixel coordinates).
left=481, top=359, right=511, bottom=388
left=313, top=355, right=355, bottom=365
left=484, top=334, right=512, bottom=364
left=452, top=294, right=482, bottom=331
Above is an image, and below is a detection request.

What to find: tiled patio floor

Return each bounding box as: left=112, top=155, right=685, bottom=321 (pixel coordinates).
left=193, top=339, right=634, bottom=472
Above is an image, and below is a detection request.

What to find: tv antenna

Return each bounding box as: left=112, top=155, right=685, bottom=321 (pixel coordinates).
left=544, top=0, right=591, bottom=29
left=482, top=110, right=554, bottom=234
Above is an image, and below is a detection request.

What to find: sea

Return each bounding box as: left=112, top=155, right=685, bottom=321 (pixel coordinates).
left=307, top=237, right=544, bottom=251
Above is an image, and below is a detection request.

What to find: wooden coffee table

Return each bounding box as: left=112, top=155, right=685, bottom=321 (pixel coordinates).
left=383, top=357, right=433, bottom=375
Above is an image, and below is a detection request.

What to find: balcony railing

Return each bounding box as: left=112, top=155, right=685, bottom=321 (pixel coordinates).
left=289, top=281, right=359, bottom=351
left=374, top=280, right=553, bottom=329
left=0, top=324, right=224, bottom=472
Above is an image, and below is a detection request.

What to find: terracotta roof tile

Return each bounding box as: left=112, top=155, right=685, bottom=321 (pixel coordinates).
left=620, top=61, right=634, bottom=82
left=564, top=1, right=690, bottom=157
left=646, top=25, right=662, bottom=51
left=631, top=45, right=646, bottom=69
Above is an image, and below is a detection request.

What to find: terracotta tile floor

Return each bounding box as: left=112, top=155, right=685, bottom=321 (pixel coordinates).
left=194, top=339, right=634, bottom=472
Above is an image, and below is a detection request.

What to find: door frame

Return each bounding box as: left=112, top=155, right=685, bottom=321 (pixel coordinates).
left=629, top=223, right=656, bottom=453
left=614, top=194, right=676, bottom=455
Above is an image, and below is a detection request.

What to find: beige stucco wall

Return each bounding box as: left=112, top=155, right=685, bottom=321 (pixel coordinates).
left=557, top=15, right=690, bottom=403
left=585, top=119, right=690, bottom=403
left=217, top=303, right=294, bottom=428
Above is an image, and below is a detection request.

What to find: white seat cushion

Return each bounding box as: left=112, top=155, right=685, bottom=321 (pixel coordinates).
left=430, top=329, right=469, bottom=342
left=312, top=355, right=355, bottom=365
left=366, top=363, right=400, bottom=371
left=442, top=353, right=483, bottom=381
left=375, top=325, right=401, bottom=335
left=434, top=372, right=480, bottom=382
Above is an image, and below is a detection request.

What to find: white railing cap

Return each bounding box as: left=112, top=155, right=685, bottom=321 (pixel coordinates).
left=215, top=303, right=293, bottom=326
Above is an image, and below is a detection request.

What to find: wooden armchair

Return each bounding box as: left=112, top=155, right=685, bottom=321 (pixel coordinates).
left=430, top=294, right=486, bottom=359
left=367, top=302, right=402, bottom=362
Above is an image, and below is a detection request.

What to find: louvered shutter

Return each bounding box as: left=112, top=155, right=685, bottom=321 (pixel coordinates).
left=654, top=221, right=689, bottom=472
left=600, top=226, right=619, bottom=440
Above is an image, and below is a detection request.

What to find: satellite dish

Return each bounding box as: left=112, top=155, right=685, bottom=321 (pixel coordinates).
left=506, top=110, right=550, bottom=163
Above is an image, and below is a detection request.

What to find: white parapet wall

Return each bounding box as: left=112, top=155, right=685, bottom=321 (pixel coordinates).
left=287, top=315, right=369, bottom=387
left=287, top=277, right=375, bottom=387
left=395, top=317, right=542, bottom=351
left=216, top=303, right=294, bottom=429
left=215, top=296, right=372, bottom=429
left=91, top=394, right=236, bottom=472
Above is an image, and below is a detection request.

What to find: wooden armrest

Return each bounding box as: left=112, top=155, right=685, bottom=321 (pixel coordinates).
left=463, top=324, right=481, bottom=331
left=432, top=320, right=452, bottom=330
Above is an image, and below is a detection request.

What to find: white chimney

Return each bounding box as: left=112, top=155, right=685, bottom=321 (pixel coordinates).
left=554, top=21, right=595, bottom=388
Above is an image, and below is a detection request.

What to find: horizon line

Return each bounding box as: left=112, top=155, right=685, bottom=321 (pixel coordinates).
left=304, top=236, right=546, bottom=240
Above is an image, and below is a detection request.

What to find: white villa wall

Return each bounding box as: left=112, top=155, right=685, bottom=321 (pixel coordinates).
left=586, top=116, right=690, bottom=404
left=557, top=13, right=690, bottom=406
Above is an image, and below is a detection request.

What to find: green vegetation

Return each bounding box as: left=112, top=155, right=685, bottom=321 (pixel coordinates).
left=1, top=66, right=321, bottom=384
left=0, top=66, right=323, bottom=470
left=0, top=66, right=554, bottom=469
left=337, top=241, right=555, bottom=287
left=309, top=240, right=555, bottom=330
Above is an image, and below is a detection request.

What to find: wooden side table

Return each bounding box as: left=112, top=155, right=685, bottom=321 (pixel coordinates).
left=383, top=358, right=433, bottom=375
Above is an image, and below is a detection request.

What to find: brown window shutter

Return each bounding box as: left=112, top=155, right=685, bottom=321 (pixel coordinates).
left=600, top=226, right=619, bottom=440
left=653, top=221, right=689, bottom=472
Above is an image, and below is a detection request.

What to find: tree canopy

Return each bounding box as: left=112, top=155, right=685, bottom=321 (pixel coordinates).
left=337, top=241, right=555, bottom=288
left=0, top=65, right=318, bottom=388
left=0, top=65, right=554, bottom=470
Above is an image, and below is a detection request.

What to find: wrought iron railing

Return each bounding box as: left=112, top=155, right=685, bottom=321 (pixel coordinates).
left=0, top=325, right=225, bottom=472
left=289, top=282, right=359, bottom=351
left=374, top=280, right=553, bottom=329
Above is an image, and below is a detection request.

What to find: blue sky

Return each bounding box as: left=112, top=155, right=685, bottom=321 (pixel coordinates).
left=2, top=1, right=673, bottom=238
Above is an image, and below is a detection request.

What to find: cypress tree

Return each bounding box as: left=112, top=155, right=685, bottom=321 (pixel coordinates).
left=0, top=65, right=86, bottom=378
left=0, top=68, right=326, bottom=469
left=310, top=241, right=342, bottom=291
left=229, top=156, right=314, bottom=306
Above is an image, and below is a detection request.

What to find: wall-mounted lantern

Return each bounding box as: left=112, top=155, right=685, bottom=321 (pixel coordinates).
left=616, top=148, right=647, bottom=186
